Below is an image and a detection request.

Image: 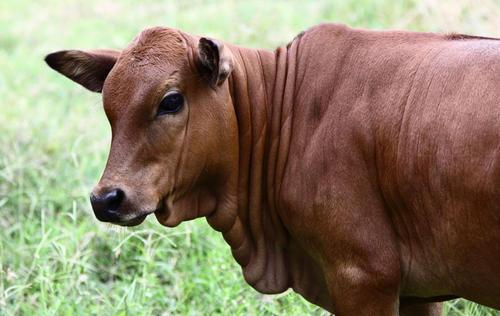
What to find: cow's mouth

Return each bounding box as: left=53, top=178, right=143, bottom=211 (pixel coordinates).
left=111, top=198, right=168, bottom=227
left=117, top=197, right=168, bottom=227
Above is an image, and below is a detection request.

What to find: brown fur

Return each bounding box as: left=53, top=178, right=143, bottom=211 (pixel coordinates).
left=45, top=23, right=500, bottom=315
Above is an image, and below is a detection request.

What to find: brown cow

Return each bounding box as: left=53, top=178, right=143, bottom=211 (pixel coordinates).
left=45, top=24, right=500, bottom=315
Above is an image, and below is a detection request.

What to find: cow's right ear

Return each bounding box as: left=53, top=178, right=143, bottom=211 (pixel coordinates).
left=197, top=38, right=234, bottom=88
left=44, top=49, right=120, bottom=93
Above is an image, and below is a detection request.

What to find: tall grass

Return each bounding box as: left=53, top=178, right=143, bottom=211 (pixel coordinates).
left=1, top=0, right=500, bottom=314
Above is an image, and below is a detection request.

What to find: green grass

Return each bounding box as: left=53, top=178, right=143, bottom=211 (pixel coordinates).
left=1, top=0, right=500, bottom=315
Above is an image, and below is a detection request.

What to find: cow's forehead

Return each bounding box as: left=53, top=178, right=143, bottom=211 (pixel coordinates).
left=106, top=27, right=188, bottom=88
left=102, top=27, right=188, bottom=118
left=120, top=27, right=188, bottom=67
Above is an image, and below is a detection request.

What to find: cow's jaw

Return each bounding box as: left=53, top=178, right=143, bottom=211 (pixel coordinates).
left=154, top=187, right=218, bottom=227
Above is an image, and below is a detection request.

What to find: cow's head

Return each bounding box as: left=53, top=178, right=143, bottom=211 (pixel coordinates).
left=45, top=27, right=238, bottom=227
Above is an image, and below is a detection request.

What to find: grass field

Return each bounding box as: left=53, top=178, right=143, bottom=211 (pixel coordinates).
left=1, top=0, right=500, bottom=315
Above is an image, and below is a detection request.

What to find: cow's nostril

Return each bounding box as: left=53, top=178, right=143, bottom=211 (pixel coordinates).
left=105, top=188, right=124, bottom=211
left=90, top=188, right=125, bottom=222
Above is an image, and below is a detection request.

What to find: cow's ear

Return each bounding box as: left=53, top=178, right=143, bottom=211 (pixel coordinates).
left=197, top=38, right=233, bottom=88
left=45, top=49, right=120, bottom=93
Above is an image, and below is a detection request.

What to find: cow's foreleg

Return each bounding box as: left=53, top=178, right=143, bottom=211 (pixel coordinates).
left=399, top=302, right=443, bottom=316
left=319, top=200, right=401, bottom=314
left=284, top=176, right=403, bottom=314
left=323, top=264, right=400, bottom=316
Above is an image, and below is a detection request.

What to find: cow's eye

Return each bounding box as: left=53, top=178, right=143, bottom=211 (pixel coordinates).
left=157, top=91, right=184, bottom=116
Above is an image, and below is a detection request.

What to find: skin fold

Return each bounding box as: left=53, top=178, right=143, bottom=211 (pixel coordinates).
left=45, top=24, right=500, bottom=315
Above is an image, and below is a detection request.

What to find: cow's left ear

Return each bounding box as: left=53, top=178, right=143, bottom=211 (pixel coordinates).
left=197, top=37, right=233, bottom=88
left=45, top=49, right=120, bottom=93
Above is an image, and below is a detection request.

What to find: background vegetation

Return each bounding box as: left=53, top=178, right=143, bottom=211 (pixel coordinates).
left=1, top=0, right=500, bottom=314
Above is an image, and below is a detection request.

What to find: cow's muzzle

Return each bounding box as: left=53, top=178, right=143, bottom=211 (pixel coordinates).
left=90, top=188, right=147, bottom=226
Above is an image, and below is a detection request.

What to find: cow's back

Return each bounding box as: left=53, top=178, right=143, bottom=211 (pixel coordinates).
left=279, top=24, right=500, bottom=307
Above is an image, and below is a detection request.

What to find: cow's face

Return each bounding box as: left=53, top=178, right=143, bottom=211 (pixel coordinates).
left=45, top=27, right=237, bottom=227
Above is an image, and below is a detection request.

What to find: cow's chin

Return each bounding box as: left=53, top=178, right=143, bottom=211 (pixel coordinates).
left=154, top=204, right=182, bottom=227
left=153, top=189, right=217, bottom=228
left=153, top=197, right=183, bottom=227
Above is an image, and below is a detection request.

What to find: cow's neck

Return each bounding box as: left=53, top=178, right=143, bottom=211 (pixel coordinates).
left=207, top=44, right=292, bottom=293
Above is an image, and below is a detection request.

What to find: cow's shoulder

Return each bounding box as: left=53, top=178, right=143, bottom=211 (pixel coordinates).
left=286, top=23, right=351, bottom=48
left=302, top=22, right=351, bottom=37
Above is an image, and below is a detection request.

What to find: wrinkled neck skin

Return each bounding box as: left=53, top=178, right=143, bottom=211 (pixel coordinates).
left=204, top=44, right=292, bottom=293
left=204, top=42, right=331, bottom=311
